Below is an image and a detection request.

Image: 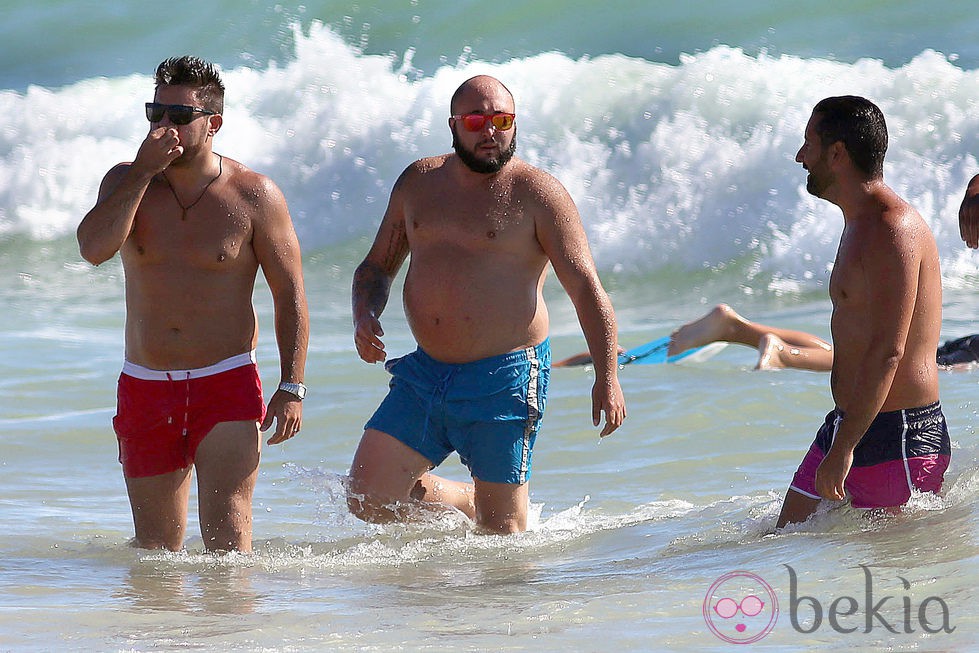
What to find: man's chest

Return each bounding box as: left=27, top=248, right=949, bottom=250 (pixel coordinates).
left=127, top=201, right=254, bottom=269
left=406, top=194, right=535, bottom=250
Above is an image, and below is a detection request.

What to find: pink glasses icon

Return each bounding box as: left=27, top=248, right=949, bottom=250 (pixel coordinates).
left=713, top=595, right=765, bottom=619
left=704, top=572, right=778, bottom=644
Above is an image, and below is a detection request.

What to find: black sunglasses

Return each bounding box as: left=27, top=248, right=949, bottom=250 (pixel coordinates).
left=145, top=102, right=216, bottom=125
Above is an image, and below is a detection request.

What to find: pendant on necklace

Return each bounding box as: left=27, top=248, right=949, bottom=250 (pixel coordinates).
left=163, top=154, right=224, bottom=221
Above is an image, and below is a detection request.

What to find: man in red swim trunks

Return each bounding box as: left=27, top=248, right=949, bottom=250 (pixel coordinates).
left=77, top=56, right=309, bottom=552
left=776, top=96, right=950, bottom=527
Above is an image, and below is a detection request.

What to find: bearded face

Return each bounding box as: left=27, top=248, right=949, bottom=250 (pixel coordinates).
left=803, top=145, right=835, bottom=198
left=452, top=125, right=517, bottom=174
left=797, top=113, right=836, bottom=199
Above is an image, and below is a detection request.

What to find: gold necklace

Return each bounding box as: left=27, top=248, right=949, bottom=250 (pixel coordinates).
left=162, top=154, right=223, bottom=220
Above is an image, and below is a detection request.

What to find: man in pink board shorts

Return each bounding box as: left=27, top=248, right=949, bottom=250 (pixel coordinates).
left=776, top=96, right=949, bottom=527
left=78, top=56, right=309, bottom=552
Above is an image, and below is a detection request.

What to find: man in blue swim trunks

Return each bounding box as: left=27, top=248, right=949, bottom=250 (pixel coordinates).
left=348, top=75, right=626, bottom=534
left=776, top=96, right=950, bottom=527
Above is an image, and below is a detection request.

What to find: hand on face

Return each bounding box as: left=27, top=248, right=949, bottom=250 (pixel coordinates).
left=134, top=127, right=184, bottom=175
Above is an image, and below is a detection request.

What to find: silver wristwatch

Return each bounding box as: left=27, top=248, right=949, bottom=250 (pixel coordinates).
left=278, top=382, right=307, bottom=400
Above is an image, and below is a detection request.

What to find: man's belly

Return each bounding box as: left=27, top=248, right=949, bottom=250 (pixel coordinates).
left=833, top=361, right=939, bottom=413
left=405, top=301, right=548, bottom=364
left=125, top=311, right=257, bottom=369
left=402, top=255, right=549, bottom=363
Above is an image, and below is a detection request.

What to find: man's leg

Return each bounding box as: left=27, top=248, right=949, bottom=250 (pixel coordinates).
left=775, top=488, right=821, bottom=529
left=194, top=420, right=261, bottom=552
left=348, top=428, right=476, bottom=522
left=125, top=467, right=193, bottom=551
left=412, top=472, right=476, bottom=519
left=473, top=478, right=529, bottom=534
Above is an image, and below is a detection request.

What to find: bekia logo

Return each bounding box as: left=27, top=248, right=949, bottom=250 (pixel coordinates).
left=785, top=565, right=954, bottom=635
left=704, top=566, right=955, bottom=644
left=703, top=571, right=779, bottom=644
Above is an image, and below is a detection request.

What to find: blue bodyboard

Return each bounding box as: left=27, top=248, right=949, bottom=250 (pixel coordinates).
left=618, top=335, right=708, bottom=365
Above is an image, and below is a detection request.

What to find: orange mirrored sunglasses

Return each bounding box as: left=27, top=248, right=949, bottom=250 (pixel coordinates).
left=451, top=112, right=515, bottom=132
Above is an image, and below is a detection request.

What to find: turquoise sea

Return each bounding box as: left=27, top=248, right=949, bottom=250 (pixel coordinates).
left=2, top=1, right=979, bottom=650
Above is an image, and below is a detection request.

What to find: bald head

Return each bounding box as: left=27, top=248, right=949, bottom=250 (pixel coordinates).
left=450, top=75, right=515, bottom=115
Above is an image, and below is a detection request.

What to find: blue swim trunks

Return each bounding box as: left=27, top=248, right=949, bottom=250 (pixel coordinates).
left=365, top=340, right=550, bottom=484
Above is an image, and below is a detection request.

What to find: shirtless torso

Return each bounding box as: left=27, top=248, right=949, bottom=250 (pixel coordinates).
left=828, top=187, right=942, bottom=416
left=400, top=154, right=555, bottom=362
left=118, top=156, right=281, bottom=369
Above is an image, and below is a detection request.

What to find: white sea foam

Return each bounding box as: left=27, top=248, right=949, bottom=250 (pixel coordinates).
left=3, top=25, right=979, bottom=291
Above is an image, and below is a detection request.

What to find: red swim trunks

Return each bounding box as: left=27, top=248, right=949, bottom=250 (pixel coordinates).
left=113, top=352, right=266, bottom=478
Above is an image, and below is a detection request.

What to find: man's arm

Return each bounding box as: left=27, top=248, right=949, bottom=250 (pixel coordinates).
left=252, top=175, right=309, bottom=445
left=815, top=220, right=918, bottom=500
left=533, top=174, right=626, bottom=437
left=352, top=172, right=411, bottom=364
left=958, top=173, right=979, bottom=249
left=77, top=128, right=183, bottom=264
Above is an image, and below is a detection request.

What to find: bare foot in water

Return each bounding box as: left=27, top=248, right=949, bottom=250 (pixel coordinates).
left=667, top=304, right=745, bottom=356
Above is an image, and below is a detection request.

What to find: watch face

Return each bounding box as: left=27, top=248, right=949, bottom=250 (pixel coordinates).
left=281, top=383, right=305, bottom=399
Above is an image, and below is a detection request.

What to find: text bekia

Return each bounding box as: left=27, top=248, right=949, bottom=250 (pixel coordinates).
left=785, top=565, right=954, bottom=635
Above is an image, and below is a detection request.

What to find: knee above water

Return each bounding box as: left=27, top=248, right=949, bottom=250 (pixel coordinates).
left=345, top=492, right=370, bottom=521
left=346, top=491, right=395, bottom=523
left=477, top=516, right=525, bottom=535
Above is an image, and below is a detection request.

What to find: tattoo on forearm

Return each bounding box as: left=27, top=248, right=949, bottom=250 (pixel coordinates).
left=353, top=262, right=392, bottom=316
left=380, top=220, right=408, bottom=270
left=353, top=215, right=407, bottom=318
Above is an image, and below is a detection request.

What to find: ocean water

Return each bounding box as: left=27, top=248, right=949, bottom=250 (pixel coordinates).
left=2, top=1, right=979, bottom=650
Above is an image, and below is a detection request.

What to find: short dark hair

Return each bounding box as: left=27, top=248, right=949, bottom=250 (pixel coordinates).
left=155, top=56, right=225, bottom=114
left=812, top=95, right=887, bottom=178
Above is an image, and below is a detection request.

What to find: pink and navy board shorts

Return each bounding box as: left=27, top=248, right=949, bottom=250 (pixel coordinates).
left=789, top=401, right=950, bottom=509
left=113, top=352, right=266, bottom=478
